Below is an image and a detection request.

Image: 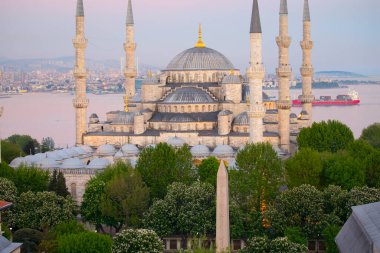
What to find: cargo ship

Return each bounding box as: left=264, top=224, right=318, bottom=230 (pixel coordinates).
left=292, top=89, right=360, bottom=106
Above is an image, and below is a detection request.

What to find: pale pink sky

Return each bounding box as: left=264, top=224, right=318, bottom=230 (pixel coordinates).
left=0, top=0, right=379, bottom=75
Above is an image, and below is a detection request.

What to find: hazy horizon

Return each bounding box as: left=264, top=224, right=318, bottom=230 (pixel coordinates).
left=1, top=0, right=379, bottom=75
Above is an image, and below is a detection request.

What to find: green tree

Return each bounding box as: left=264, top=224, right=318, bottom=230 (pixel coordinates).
left=363, top=150, right=380, bottom=188
left=297, top=120, right=354, bottom=153
left=197, top=156, right=219, bottom=187
left=284, top=227, right=308, bottom=246
left=101, top=167, right=149, bottom=230
left=136, top=143, right=196, bottom=200
left=0, top=177, right=18, bottom=202
left=48, top=170, right=58, bottom=192
left=1, top=140, right=24, bottom=165
left=112, top=229, right=163, bottom=253
left=13, top=228, right=43, bottom=253
left=360, top=123, right=380, bottom=149
left=57, top=232, right=112, bottom=253
left=56, top=171, right=69, bottom=197
left=41, top=137, right=55, bottom=152
left=52, top=220, right=86, bottom=237
left=285, top=148, right=322, bottom=188
left=143, top=182, right=215, bottom=237
left=322, top=225, right=341, bottom=253
left=13, top=166, right=50, bottom=193
left=6, top=134, right=40, bottom=155
left=321, top=152, right=365, bottom=190
left=240, top=236, right=308, bottom=253
left=9, top=191, right=76, bottom=230
left=231, top=143, right=284, bottom=214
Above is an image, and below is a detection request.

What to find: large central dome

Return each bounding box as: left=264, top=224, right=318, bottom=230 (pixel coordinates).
left=166, top=47, right=235, bottom=71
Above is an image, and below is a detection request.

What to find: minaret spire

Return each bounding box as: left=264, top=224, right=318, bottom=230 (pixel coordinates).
left=247, top=0, right=266, bottom=144
left=73, top=0, right=89, bottom=145
left=300, top=0, right=314, bottom=126
left=276, top=0, right=292, bottom=152
left=124, top=0, right=137, bottom=111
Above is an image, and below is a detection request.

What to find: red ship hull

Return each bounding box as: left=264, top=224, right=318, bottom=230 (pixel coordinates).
left=292, top=99, right=360, bottom=106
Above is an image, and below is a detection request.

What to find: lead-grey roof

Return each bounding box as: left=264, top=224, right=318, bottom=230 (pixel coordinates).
left=280, top=0, right=288, bottom=15
left=0, top=236, right=22, bottom=252
left=166, top=47, right=235, bottom=71
left=336, top=202, right=380, bottom=253
left=150, top=112, right=219, bottom=123
left=76, top=0, right=84, bottom=17
left=250, top=0, right=262, bottom=33
left=303, top=0, right=311, bottom=21
left=233, top=112, right=249, bottom=126
left=126, top=0, right=134, bottom=25
left=163, top=87, right=216, bottom=104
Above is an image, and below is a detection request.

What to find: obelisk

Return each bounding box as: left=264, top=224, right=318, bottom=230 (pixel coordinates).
left=216, top=160, right=230, bottom=253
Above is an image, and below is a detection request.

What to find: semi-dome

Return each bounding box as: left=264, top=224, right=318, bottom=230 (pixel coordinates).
left=167, top=137, right=186, bottom=147
left=89, top=113, right=99, bottom=123
left=37, top=158, right=60, bottom=169
left=190, top=145, right=211, bottom=157
left=96, top=144, right=117, bottom=156
left=163, top=87, right=215, bottom=104
left=9, top=157, right=25, bottom=168
left=87, top=158, right=110, bottom=169
left=121, top=144, right=139, bottom=156
left=166, top=47, right=235, bottom=71
left=212, top=145, right=235, bottom=158
left=61, top=158, right=85, bottom=169
left=233, top=112, right=249, bottom=126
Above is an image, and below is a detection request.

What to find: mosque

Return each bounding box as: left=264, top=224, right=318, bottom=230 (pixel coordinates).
left=9, top=0, right=315, bottom=204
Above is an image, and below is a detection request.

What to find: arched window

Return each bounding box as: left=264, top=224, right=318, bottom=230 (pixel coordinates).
left=208, top=105, right=211, bottom=111
left=188, top=105, right=191, bottom=112
left=181, top=106, right=184, bottom=112
left=202, top=105, right=205, bottom=112
left=195, top=105, right=199, bottom=112
left=174, top=106, right=178, bottom=112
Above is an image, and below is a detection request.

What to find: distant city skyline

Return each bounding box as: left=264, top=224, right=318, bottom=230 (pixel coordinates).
left=0, top=0, right=379, bottom=75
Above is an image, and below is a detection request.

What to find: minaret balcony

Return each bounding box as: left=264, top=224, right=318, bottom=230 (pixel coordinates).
left=277, top=100, right=292, bottom=110
left=74, top=68, right=87, bottom=78
left=276, top=36, right=292, bottom=48
left=72, top=37, right=88, bottom=48
left=124, top=69, right=137, bottom=78
left=300, top=67, right=314, bottom=77
left=299, top=95, right=315, bottom=103
left=124, top=43, right=137, bottom=51
left=72, top=98, right=89, bottom=108
left=248, top=105, right=266, bottom=118
left=276, top=66, right=292, bottom=78
left=300, top=40, right=313, bottom=50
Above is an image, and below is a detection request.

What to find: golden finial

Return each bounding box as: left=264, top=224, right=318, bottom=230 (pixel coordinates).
left=124, top=96, right=129, bottom=112
left=230, top=69, right=235, bottom=76
left=148, top=69, right=153, bottom=78
left=195, top=24, right=206, bottom=48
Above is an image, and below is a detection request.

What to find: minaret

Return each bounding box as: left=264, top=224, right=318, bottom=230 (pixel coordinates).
left=216, top=160, right=230, bottom=253
left=276, top=0, right=292, bottom=152
left=123, top=0, right=137, bottom=112
left=247, top=0, right=266, bottom=144
left=72, top=0, right=89, bottom=146
left=300, top=0, right=314, bottom=125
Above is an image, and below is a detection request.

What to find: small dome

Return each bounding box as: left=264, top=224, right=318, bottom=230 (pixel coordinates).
left=300, top=110, right=309, bottom=116
left=37, top=158, right=60, bottom=169
left=96, top=144, right=117, bottom=156
left=72, top=147, right=88, bottom=155
left=166, top=47, right=235, bottom=71
left=167, top=137, right=185, bottom=147
left=46, top=152, right=64, bottom=161
left=9, top=157, right=25, bottom=168
left=219, top=110, right=232, bottom=116
left=290, top=113, right=298, bottom=119
left=79, top=145, right=94, bottom=153
left=63, top=148, right=79, bottom=157
left=212, top=145, right=235, bottom=158
left=89, top=113, right=99, bottom=123
left=163, top=87, right=215, bottom=104
left=114, top=150, right=125, bottom=159
left=55, top=150, right=71, bottom=159
left=222, top=75, right=241, bottom=84
left=233, top=112, right=249, bottom=126
left=190, top=145, right=211, bottom=157
left=87, top=158, right=110, bottom=169
left=121, top=144, right=139, bottom=156
left=128, top=158, right=138, bottom=168
left=60, top=158, right=85, bottom=169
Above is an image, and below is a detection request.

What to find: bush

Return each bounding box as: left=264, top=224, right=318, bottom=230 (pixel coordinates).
left=53, top=220, right=86, bottom=237
left=112, top=229, right=163, bottom=253
left=0, top=177, right=18, bottom=202
left=58, top=232, right=112, bottom=253
left=322, top=225, right=340, bottom=253
left=13, top=228, right=43, bottom=253
left=240, top=236, right=308, bottom=253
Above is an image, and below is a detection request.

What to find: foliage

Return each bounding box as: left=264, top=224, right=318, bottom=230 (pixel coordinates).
left=9, top=191, right=76, bottom=230
left=144, top=182, right=215, bottom=237
left=321, top=185, right=349, bottom=223
left=101, top=167, right=149, bottom=229
left=321, top=152, right=365, bottom=190
left=360, top=123, right=380, bottom=149
left=322, top=225, right=341, bottom=253
left=1, top=140, right=24, bottom=164
left=0, top=163, right=16, bottom=180
left=6, top=134, right=40, bottom=155
left=52, top=220, right=86, bottom=237
left=14, top=166, right=50, bottom=193
left=112, top=229, right=163, bottom=253
left=0, top=177, right=17, bottom=202
left=231, top=143, right=284, bottom=213
left=136, top=143, right=196, bottom=200
left=13, top=228, right=43, bottom=253
left=266, top=185, right=330, bottom=239
left=240, top=236, right=308, bottom=253
left=57, top=232, right=112, bottom=253
left=297, top=120, right=354, bottom=153
left=284, top=227, right=307, bottom=246
left=285, top=148, right=322, bottom=188
left=197, top=156, right=219, bottom=188
left=41, top=137, right=55, bottom=152
left=49, top=170, right=69, bottom=197
left=364, top=150, right=380, bottom=188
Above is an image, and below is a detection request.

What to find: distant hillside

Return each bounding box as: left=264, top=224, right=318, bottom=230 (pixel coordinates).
left=315, top=71, right=366, bottom=78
